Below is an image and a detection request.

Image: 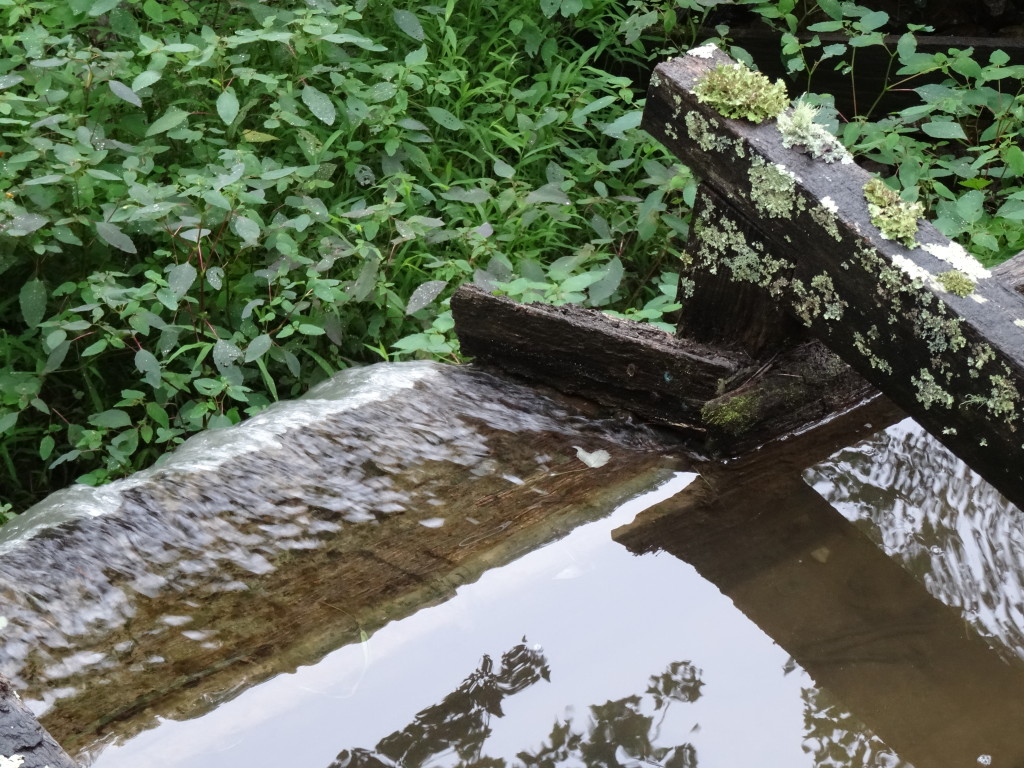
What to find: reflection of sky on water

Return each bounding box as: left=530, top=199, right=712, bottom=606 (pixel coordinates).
left=94, top=471, right=842, bottom=768
left=807, top=417, right=1024, bottom=662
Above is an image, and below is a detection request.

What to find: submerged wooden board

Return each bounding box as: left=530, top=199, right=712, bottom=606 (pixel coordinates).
left=615, top=397, right=1024, bottom=768
left=643, top=45, right=1024, bottom=507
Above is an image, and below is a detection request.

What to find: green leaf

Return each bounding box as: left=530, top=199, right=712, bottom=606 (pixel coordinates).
left=601, top=110, right=643, bottom=138
left=88, top=0, right=121, bottom=16
left=96, top=221, right=137, bottom=253
left=7, top=213, right=48, bottom=236
left=493, top=158, right=515, bottom=178
left=135, top=349, right=161, bottom=387
left=297, top=323, right=326, bottom=336
left=526, top=182, right=571, bottom=206
left=405, top=45, right=428, bottom=67
left=425, top=106, right=464, bottom=130
left=245, top=333, right=272, bottom=362
left=242, top=130, right=279, bottom=143
left=167, top=262, right=197, bottom=298
left=145, top=401, right=169, bottom=429
left=301, top=85, right=336, bottom=125
left=23, top=174, right=64, bottom=186
left=393, top=9, right=424, bottom=40
left=19, top=279, right=47, bottom=328
left=90, top=409, right=132, bottom=428
left=146, top=107, right=188, bottom=136
left=216, top=88, right=239, bottom=125
left=1004, top=145, right=1024, bottom=176
left=921, top=121, right=967, bottom=140
left=108, top=79, right=141, bottom=107
left=0, top=412, right=17, bottom=436
left=857, top=10, right=889, bottom=31
left=132, top=70, right=162, bottom=91
left=233, top=215, right=261, bottom=243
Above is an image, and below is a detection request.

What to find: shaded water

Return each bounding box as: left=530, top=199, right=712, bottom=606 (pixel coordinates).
left=3, top=363, right=1023, bottom=768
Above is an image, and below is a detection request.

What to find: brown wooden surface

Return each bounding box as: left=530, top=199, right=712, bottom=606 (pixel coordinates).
left=452, top=283, right=752, bottom=433
left=614, top=397, right=1024, bottom=768
left=0, top=675, right=78, bottom=768
left=643, top=46, right=1024, bottom=509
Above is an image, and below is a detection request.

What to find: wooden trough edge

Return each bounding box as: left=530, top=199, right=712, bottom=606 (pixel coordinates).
left=451, top=284, right=876, bottom=454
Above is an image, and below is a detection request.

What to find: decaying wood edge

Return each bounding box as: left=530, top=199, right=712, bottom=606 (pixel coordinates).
left=0, top=674, right=79, bottom=767
left=643, top=44, right=1024, bottom=505
left=451, top=284, right=874, bottom=452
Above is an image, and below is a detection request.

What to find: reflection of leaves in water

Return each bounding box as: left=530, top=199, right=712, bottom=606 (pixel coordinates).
left=646, top=660, right=703, bottom=710
left=330, top=639, right=549, bottom=768
left=801, top=687, right=909, bottom=768
left=330, top=652, right=703, bottom=768
left=518, top=661, right=703, bottom=768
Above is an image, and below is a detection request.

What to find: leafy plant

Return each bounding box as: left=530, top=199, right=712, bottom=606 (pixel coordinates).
left=0, top=0, right=692, bottom=511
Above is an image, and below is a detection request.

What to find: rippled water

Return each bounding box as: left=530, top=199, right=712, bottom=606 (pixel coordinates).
left=5, top=363, right=1023, bottom=768
left=808, top=418, right=1024, bottom=662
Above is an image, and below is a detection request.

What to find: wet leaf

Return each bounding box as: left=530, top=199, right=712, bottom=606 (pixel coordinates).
left=245, top=334, right=272, bottom=362
left=425, top=106, right=464, bottom=130
left=233, top=215, right=261, bottom=243
left=19, top=278, right=47, bottom=328
left=406, top=280, right=447, bottom=314
left=7, top=213, right=48, bottom=236
left=89, top=409, right=132, bottom=428
left=145, top=107, right=188, bottom=136
left=393, top=9, right=424, bottom=40
left=167, top=262, right=197, bottom=298
left=216, top=88, right=239, bottom=125
left=96, top=221, right=137, bottom=253
left=108, top=79, right=141, bottom=107
left=302, top=85, right=336, bottom=125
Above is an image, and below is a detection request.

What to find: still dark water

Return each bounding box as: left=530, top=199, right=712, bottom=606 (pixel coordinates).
left=2, top=362, right=1022, bottom=768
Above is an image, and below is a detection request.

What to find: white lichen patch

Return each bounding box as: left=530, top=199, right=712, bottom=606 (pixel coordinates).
left=890, top=253, right=933, bottom=286
left=0, top=756, right=24, bottom=768
left=687, top=43, right=718, bottom=59
left=922, top=241, right=990, bottom=281
left=1015, top=318, right=1024, bottom=328
left=747, top=157, right=804, bottom=219
left=970, top=294, right=989, bottom=304
left=776, top=101, right=852, bottom=164
left=821, top=196, right=838, bottom=213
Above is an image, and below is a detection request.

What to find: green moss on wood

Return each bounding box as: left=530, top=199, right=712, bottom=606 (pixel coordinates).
left=702, top=392, right=761, bottom=434
left=936, top=269, right=975, bottom=297
left=863, top=178, right=924, bottom=248
left=693, top=62, right=788, bottom=123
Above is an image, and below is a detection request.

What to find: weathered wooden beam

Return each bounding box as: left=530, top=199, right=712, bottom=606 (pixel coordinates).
left=643, top=46, right=1024, bottom=506
left=0, top=675, right=78, bottom=768
left=614, top=399, right=1024, bottom=768
left=451, top=283, right=752, bottom=433
left=451, top=284, right=875, bottom=451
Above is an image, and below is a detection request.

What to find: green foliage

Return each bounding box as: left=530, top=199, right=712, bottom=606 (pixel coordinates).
left=693, top=62, right=789, bottom=122
left=0, top=0, right=692, bottom=509
left=737, top=1, right=1024, bottom=264
left=864, top=177, right=924, bottom=247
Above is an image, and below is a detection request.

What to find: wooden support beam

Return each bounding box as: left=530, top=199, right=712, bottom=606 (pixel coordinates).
left=0, top=675, right=78, bottom=768
left=452, top=284, right=875, bottom=451
left=614, top=398, right=1024, bottom=768
left=643, top=45, right=1024, bottom=507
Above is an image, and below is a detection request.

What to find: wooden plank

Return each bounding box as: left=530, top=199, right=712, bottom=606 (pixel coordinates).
left=451, top=284, right=752, bottom=432
left=452, top=284, right=875, bottom=450
left=0, top=675, right=78, bottom=768
left=613, top=399, right=1024, bottom=768
left=643, top=45, right=1024, bottom=507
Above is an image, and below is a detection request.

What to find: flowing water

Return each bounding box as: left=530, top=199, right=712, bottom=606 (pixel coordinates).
left=2, top=362, right=1023, bottom=768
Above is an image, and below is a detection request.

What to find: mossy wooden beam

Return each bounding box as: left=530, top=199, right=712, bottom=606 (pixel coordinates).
left=644, top=46, right=1024, bottom=506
